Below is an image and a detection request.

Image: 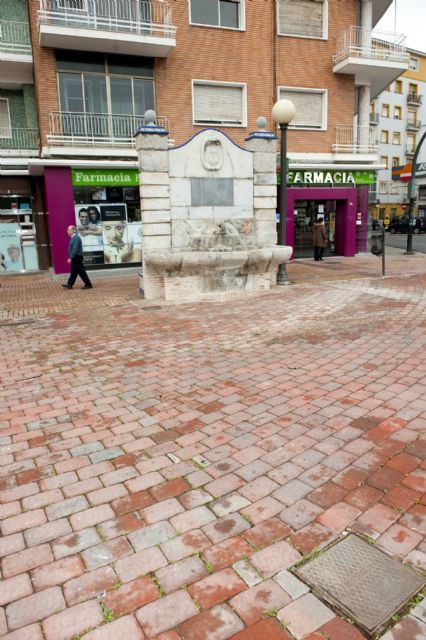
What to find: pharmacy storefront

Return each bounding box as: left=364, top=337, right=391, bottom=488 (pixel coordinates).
left=43, top=166, right=142, bottom=274
left=282, top=168, right=375, bottom=258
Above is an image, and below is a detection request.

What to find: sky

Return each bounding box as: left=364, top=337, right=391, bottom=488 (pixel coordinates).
left=376, top=0, right=426, bottom=52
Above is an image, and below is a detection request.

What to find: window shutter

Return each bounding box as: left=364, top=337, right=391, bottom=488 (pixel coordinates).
left=0, top=100, right=12, bottom=138
left=278, top=0, right=324, bottom=38
left=279, top=89, right=323, bottom=128
left=194, top=83, right=243, bottom=124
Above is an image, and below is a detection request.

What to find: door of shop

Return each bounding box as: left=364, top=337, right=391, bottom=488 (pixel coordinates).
left=285, top=187, right=357, bottom=259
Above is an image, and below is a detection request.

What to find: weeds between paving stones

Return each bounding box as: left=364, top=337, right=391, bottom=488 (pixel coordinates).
left=151, top=574, right=166, bottom=597
left=373, top=589, right=426, bottom=639
left=99, top=601, right=114, bottom=624
left=263, top=607, right=278, bottom=618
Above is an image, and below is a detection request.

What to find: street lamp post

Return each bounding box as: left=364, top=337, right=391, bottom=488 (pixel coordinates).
left=272, top=99, right=296, bottom=285
left=406, top=129, right=426, bottom=254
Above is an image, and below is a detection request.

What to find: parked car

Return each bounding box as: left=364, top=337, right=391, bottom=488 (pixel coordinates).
left=387, top=217, right=426, bottom=234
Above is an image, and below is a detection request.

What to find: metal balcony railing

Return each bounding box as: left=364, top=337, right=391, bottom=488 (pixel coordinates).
left=407, top=92, right=422, bottom=106
left=0, top=128, right=39, bottom=150
left=333, top=125, right=378, bottom=154
left=47, top=111, right=169, bottom=147
left=406, top=120, right=421, bottom=131
left=369, top=112, right=380, bottom=125
left=38, top=0, right=176, bottom=39
left=0, top=21, right=32, bottom=55
left=333, top=27, right=408, bottom=66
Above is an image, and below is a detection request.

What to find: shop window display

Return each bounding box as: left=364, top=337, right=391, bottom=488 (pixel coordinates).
left=73, top=185, right=142, bottom=267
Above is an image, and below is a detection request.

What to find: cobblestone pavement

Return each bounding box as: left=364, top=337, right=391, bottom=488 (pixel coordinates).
left=0, top=258, right=425, bottom=639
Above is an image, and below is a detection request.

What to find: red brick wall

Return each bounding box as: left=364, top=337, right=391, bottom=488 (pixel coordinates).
left=28, top=0, right=358, bottom=152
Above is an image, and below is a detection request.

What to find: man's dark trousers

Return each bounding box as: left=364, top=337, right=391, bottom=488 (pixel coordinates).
left=68, top=256, right=92, bottom=287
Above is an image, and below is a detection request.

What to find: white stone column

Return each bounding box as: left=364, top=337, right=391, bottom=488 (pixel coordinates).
left=135, top=118, right=170, bottom=301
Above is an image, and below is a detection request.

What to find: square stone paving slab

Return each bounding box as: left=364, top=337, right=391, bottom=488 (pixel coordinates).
left=294, top=533, right=425, bottom=637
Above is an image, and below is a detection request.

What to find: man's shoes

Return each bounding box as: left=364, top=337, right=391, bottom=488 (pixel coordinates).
left=62, top=284, right=72, bottom=289
left=82, top=284, right=93, bottom=289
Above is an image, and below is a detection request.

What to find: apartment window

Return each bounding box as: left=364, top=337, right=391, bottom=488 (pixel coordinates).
left=392, top=157, right=400, bottom=167
left=407, top=134, right=416, bottom=153
left=379, top=181, right=388, bottom=195
left=279, top=87, right=326, bottom=129
left=395, top=80, right=403, bottom=94
left=0, top=99, right=12, bottom=138
left=408, top=83, right=418, bottom=95
left=407, top=110, right=417, bottom=125
left=380, top=156, right=388, bottom=169
left=394, top=106, right=402, bottom=119
left=392, top=132, right=401, bottom=145
left=381, top=104, right=390, bottom=117
left=409, top=56, right=419, bottom=72
left=190, top=0, right=244, bottom=30
left=278, top=0, right=327, bottom=39
left=381, top=130, right=389, bottom=144
left=192, top=81, right=246, bottom=126
left=56, top=52, right=155, bottom=136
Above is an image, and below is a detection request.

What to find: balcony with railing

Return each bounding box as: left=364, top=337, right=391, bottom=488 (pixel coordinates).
left=333, top=27, right=409, bottom=99
left=46, top=111, right=169, bottom=152
left=38, top=0, right=176, bottom=57
left=406, top=120, right=421, bottom=131
left=0, top=21, right=33, bottom=86
left=0, top=128, right=39, bottom=156
left=407, top=92, right=422, bottom=106
left=369, top=112, right=380, bottom=125
left=332, top=125, right=378, bottom=155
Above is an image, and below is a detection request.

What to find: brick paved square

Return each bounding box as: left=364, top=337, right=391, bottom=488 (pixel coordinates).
left=202, top=513, right=250, bottom=543
left=103, top=576, right=158, bottom=617
left=251, top=541, right=301, bottom=578
left=136, top=590, right=198, bottom=636
left=277, top=593, right=335, bottom=639
left=178, top=603, right=244, bottom=640
left=115, top=546, right=168, bottom=582
left=230, top=579, right=291, bottom=625
left=188, top=568, right=246, bottom=609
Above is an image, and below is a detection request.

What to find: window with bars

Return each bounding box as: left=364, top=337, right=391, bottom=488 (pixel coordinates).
left=0, top=99, right=12, bottom=139
left=190, top=0, right=243, bottom=29
left=192, top=81, right=246, bottom=126
left=278, top=0, right=327, bottom=38
left=279, top=87, right=326, bottom=129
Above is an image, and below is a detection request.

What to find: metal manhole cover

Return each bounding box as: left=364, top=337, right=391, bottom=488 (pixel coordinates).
left=294, top=534, right=425, bottom=637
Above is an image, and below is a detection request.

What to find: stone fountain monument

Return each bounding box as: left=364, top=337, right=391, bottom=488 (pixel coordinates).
left=136, top=113, right=292, bottom=303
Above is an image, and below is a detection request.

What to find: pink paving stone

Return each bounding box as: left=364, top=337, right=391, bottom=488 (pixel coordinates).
left=187, top=568, right=246, bottom=609
left=6, top=587, right=66, bottom=630
left=22, top=489, right=63, bottom=511
left=125, top=471, right=164, bottom=493
left=1, top=509, right=46, bottom=536
left=0, top=533, right=25, bottom=559
left=277, top=593, right=335, bottom=639
left=24, top=518, right=72, bottom=547
left=52, top=527, right=101, bottom=560
left=103, top=576, right=159, bottom=617
left=377, top=524, right=423, bottom=557
left=69, top=504, right=115, bottom=531
left=357, top=504, right=400, bottom=534
left=136, top=590, right=199, bottom=636
left=81, top=535, right=134, bottom=571
left=242, top=518, right=292, bottom=549
left=0, top=502, right=21, bottom=520
left=160, top=529, right=211, bottom=562
left=31, top=556, right=85, bottom=591
left=1, top=624, right=44, bottom=640
left=202, top=513, right=250, bottom=544
left=43, top=600, right=103, bottom=640
left=0, top=574, right=33, bottom=607
left=179, top=488, right=213, bottom=510
left=62, top=477, right=102, bottom=499
left=290, top=522, right=336, bottom=555
left=82, top=615, right=145, bottom=640
left=232, top=446, right=264, bottom=465
left=154, top=556, right=207, bottom=593
left=381, top=615, right=426, bottom=639
left=88, top=483, right=128, bottom=506
left=204, top=474, right=245, bottom=498
left=63, top=566, right=117, bottom=605
left=250, top=540, right=301, bottom=578
left=203, top=536, right=253, bottom=572
left=2, top=544, right=53, bottom=578
left=170, top=505, right=216, bottom=532
left=114, top=546, right=168, bottom=583
left=140, top=498, right=184, bottom=524
left=178, top=603, right=245, bottom=640
left=230, top=579, right=291, bottom=625
left=238, top=476, right=280, bottom=502
left=240, top=497, right=284, bottom=525
left=317, top=502, right=362, bottom=532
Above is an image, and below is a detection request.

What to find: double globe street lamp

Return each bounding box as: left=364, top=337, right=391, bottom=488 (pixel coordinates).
left=272, top=99, right=296, bottom=285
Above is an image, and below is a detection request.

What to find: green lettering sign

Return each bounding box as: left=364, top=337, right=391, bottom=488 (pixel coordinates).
left=277, top=170, right=376, bottom=186
left=72, top=169, right=139, bottom=187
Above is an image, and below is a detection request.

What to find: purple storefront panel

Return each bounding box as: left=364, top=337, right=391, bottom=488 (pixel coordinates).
left=44, top=167, right=75, bottom=274
left=286, top=187, right=358, bottom=258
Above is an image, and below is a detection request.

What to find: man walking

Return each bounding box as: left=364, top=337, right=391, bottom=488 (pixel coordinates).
left=62, top=225, right=93, bottom=289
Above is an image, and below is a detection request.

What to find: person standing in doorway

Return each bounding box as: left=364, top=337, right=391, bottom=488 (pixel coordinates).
left=313, top=215, right=327, bottom=262
left=62, top=225, right=93, bottom=289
